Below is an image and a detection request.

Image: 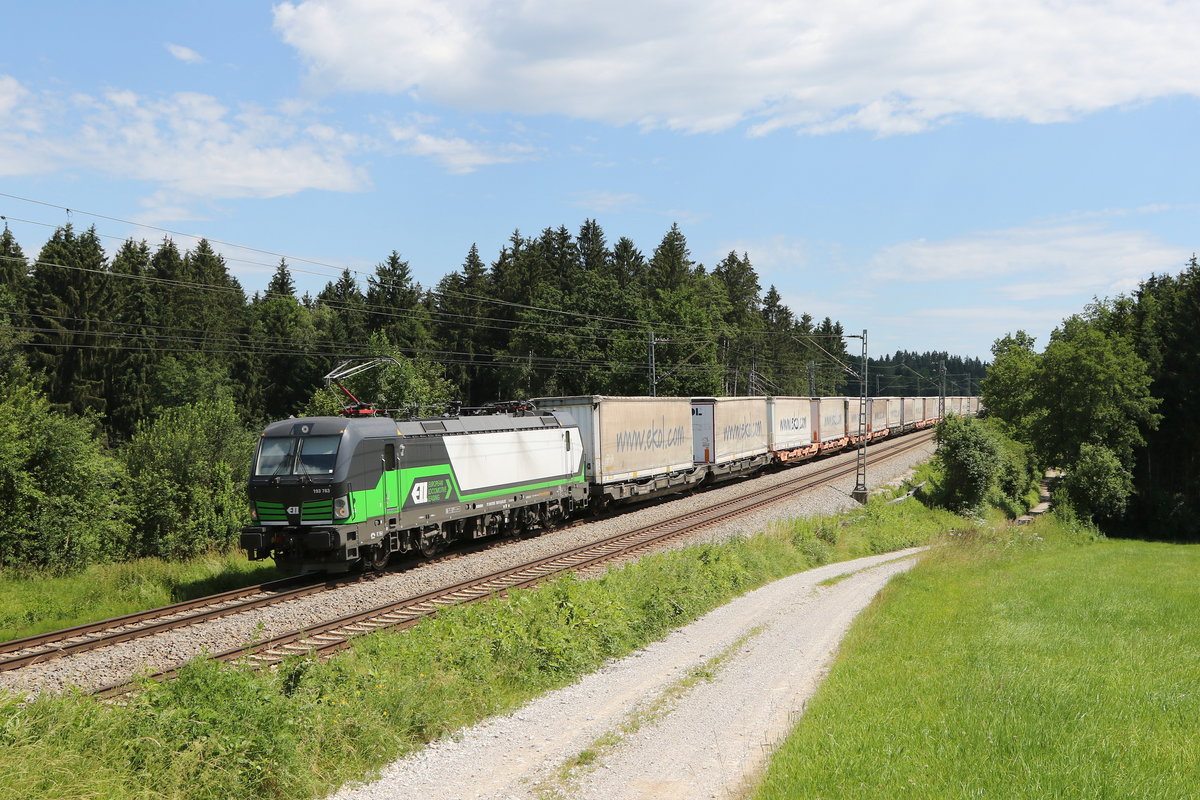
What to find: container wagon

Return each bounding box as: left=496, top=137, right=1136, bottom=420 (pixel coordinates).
left=813, top=397, right=848, bottom=453
left=691, top=396, right=771, bottom=479
left=901, top=397, right=923, bottom=430
left=531, top=395, right=700, bottom=508
left=766, top=396, right=817, bottom=463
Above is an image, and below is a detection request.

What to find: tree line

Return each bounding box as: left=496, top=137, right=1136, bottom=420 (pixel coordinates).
left=981, top=255, right=1200, bottom=540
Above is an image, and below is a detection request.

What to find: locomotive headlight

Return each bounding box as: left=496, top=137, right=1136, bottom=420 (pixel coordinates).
left=333, top=495, right=351, bottom=520
left=250, top=504, right=259, bottom=522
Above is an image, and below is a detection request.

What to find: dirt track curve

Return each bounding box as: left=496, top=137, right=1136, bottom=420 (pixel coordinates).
left=329, top=548, right=922, bottom=800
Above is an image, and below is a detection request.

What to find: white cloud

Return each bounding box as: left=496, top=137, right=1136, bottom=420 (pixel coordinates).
left=0, top=76, right=370, bottom=206
left=0, top=76, right=56, bottom=175
left=0, top=75, right=25, bottom=116
left=274, top=0, right=1200, bottom=135
left=571, top=191, right=641, bottom=213
left=869, top=221, right=1187, bottom=301
left=388, top=116, right=532, bottom=173
left=715, top=235, right=812, bottom=279
left=164, top=43, right=205, bottom=64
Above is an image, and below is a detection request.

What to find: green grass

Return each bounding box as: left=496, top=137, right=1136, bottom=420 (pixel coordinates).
left=0, top=474, right=966, bottom=800
left=0, top=552, right=282, bottom=642
left=752, top=516, right=1200, bottom=800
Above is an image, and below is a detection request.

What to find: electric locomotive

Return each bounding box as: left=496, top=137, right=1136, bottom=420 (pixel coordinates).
left=240, top=409, right=588, bottom=573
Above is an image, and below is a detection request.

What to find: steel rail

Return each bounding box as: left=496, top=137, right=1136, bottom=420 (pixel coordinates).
left=0, top=574, right=361, bottom=672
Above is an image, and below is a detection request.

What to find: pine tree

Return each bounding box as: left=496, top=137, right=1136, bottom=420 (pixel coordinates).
left=0, top=226, right=31, bottom=382
left=713, top=251, right=763, bottom=394
left=365, top=250, right=427, bottom=349
left=25, top=225, right=111, bottom=416
left=647, top=223, right=693, bottom=293
left=105, top=239, right=157, bottom=437
left=251, top=259, right=324, bottom=419
left=145, top=237, right=235, bottom=410
left=315, top=268, right=369, bottom=348
left=435, top=245, right=494, bottom=402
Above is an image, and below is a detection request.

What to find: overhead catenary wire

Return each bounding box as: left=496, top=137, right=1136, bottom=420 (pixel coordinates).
left=0, top=198, right=856, bottom=343
left=0, top=199, right=865, bottom=390
left=0, top=251, right=851, bottom=381
left=0, top=252, right=721, bottom=349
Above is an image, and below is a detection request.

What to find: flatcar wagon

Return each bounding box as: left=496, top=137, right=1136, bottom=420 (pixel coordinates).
left=813, top=397, right=849, bottom=453
left=767, top=396, right=817, bottom=463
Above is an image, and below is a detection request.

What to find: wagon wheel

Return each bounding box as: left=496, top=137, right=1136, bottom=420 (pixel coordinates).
left=589, top=495, right=609, bottom=518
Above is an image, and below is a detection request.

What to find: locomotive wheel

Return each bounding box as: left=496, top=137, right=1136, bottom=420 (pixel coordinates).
left=418, top=529, right=447, bottom=558
left=365, top=544, right=389, bottom=573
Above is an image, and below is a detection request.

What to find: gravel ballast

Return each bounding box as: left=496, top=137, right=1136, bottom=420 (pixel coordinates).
left=0, top=436, right=934, bottom=697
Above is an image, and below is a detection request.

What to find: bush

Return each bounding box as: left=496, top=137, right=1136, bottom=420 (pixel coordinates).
left=0, top=383, right=130, bottom=574
left=933, top=414, right=1001, bottom=513
left=1062, top=443, right=1133, bottom=523
left=120, top=398, right=256, bottom=560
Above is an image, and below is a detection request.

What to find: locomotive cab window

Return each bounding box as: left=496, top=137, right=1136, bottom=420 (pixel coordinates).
left=254, top=435, right=341, bottom=476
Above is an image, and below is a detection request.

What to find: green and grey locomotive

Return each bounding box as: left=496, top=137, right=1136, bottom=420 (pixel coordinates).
left=240, top=410, right=587, bottom=573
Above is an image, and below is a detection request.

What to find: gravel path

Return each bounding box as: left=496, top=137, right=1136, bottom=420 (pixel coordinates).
left=329, top=549, right=923, bottom=800
left=0, top=436, right=933, bottom=697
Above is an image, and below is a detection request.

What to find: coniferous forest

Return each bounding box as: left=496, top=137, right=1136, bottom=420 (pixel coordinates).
left=0, top=219, right=976, bottom=573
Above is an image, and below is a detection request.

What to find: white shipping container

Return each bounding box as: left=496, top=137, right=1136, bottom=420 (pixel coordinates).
left=869, top=397, right=889, bottom=432
left=846, top=397, right=865, bottom=434
left=813, top=398, right=847, bottom=443
left=902, top=397, right=922, bottom=426
left=691, top=397, right=770, bottom=464
left=766, top=396, right=813, bottom=451
left=531, top=395, right=693, bottom=484
left=923, top=396, right=939, bottom=421
left=887, top=397, right=902, bottom=427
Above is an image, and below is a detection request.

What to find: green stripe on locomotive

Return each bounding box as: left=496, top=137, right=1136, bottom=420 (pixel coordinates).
left=326, top=460, right=586, bottom=525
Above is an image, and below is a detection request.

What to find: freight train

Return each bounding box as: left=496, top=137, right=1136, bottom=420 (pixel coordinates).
left=240, top=394, right=978, bottom=573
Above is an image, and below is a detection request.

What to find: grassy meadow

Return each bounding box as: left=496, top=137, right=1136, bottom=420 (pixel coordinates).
left=752, top=518, right=1200, bottom=799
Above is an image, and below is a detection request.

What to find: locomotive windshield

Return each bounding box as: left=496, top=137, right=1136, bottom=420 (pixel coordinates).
left=254, top=435, right=341, bottom=476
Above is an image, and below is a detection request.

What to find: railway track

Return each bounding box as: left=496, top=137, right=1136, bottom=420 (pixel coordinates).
left=0, top=573, right=359, bottom=672
left=93, top=429, right=934, bottom=698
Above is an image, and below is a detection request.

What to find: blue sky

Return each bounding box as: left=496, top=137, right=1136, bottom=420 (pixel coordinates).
left=1, top=1, right=1197, bottom=360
